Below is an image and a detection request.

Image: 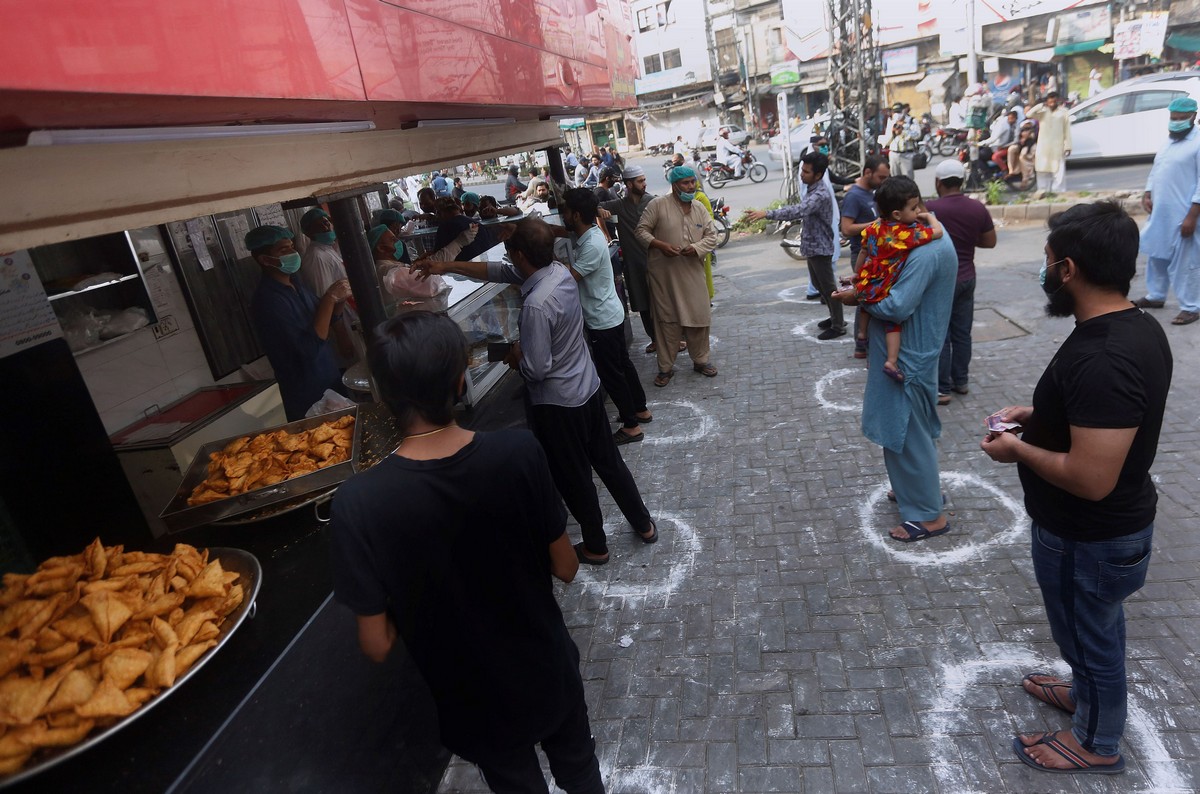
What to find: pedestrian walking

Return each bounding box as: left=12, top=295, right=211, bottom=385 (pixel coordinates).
left=1136, top=96, right=1200, bottom=326
left=981, top=201, right=1171, bottom=776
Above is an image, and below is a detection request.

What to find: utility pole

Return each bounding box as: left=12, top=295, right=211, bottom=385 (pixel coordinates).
left=826, top=0, right=882, bottom=177
left=965, top=0, right=978, bottom=86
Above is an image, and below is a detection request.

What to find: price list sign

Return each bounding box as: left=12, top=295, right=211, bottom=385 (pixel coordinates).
left=0, top=250, right=63, bottom=359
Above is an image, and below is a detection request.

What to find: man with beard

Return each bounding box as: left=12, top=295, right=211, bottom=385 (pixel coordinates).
left=1135, top=96, right=1200, bottom=326
left=634, top=166, right=720, bottom=385
left=981, top=201, right=1171, bottom=777
left=598, top=166, right=658, bottom=350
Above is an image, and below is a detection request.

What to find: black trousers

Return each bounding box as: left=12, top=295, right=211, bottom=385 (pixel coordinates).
left=587, top=323, right=648, bottom=428
left=527, top=390, right=651, bottom=555
left=473, top=689, right=604, bottom=794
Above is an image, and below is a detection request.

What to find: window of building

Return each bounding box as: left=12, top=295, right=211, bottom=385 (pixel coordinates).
left=637, top=8, right=654, bottom=32
left=769, top=28, right=783, bottom=46
left=644, top=53, right=663, bottom=75
left=662, top=49, right=682, bottom=70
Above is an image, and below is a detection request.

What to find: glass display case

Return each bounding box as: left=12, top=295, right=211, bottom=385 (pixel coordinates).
left=445, top=278, right=522, bottom=406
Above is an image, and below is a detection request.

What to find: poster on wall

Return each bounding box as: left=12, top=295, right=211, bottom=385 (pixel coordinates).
left=0, top=250, right=64, bottom=359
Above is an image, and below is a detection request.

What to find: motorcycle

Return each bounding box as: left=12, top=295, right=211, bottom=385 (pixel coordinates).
left=705, top=150, right=768, bottom=188
left=775, top=184, right=846, bottom=262
left=957, top=143, right=1033, bottom=194
left=711, top=197, right=731, bottom=249
left=935, top=127, right=970, bottom=156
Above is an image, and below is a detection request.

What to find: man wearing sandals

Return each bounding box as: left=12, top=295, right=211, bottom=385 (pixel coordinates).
left=981, top=202, right=1172, bottom=776
left=416, top=218, right=657, bottom=565
left=635, top=165, right=721, bottom=387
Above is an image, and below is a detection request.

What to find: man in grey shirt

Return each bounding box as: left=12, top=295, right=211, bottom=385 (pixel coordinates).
left=418, top=218, right=657, bottom=564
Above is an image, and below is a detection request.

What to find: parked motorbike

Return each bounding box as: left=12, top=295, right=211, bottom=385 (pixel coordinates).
left=705, top=150, right=768, bottom=188
left=711, top=197, right=731, bottom=249
left=957, top=143, right=1033, bottom=194
left=775, top=184, right=847, bottom=262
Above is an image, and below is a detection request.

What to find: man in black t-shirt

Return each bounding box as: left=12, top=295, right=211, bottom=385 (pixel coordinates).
left=981, top=202, right=1172, bottom=777
left=330, top=313, right=604, bottom=793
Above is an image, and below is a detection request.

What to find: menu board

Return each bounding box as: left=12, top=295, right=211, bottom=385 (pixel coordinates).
left=0, top=250, right=63, bottom=359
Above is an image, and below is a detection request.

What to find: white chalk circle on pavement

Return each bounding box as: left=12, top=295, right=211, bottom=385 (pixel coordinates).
left=573, top=512, right=700, bottom=601
left=926, top=645, right=1187, bottom=792
left=857, top=471, right=1025, bottom=567
left=640, top=399, right=717, bottom=445
left=814, top=367, right=863, bottom=412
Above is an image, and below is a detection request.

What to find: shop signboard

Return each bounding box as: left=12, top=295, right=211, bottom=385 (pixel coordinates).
left=882, top=46, right=919, bottom=77
left=770, top=61, right=800, bottom=87
left=1056, top=5, right=1111, bottom=45
left=1113, top=14, right=1169, bottom=61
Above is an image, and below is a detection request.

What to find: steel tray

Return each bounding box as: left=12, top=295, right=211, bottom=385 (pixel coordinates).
left=0, top=547, right=262, bottom=789
left=159, top=407, right=361, bottom=532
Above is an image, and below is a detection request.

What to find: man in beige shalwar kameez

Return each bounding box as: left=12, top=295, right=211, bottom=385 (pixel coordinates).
left=634, top=166, right=720, bottom=387
left=1026, top=92, right=1072, bottom=192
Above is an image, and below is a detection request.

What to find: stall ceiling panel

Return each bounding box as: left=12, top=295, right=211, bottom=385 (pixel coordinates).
left=0, top=0, right=365, bottom=100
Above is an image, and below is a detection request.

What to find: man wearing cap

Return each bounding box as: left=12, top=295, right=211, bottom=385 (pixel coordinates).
left=460, top=192, right=482, bottom=219
left=634, top=165, right=720, bottom=385
left=927, top=159, right=997, bottom=404
left=246, top=225, right=351, bottom=421
left=598, top=165, right=659, bottom=350
left=1136, top=96, right=1200, bottom=326
left=1025, top=92, right=1071, bottom=192
left=298, top=207, right=356, bottom=366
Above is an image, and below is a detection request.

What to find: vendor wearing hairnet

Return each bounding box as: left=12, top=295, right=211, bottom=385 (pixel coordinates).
left=298, top=207, right=357, bottom=366
left=246, top=225, right=351, bottom=420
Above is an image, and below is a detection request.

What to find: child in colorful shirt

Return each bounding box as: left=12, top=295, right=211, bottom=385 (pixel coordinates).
left=854, top=176, right=943, bottom=381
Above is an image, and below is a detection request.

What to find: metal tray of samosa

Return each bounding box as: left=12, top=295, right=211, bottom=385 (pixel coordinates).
left=158, top=406, right=361, bottom=532
left=0, top=547, right=262, bottom=789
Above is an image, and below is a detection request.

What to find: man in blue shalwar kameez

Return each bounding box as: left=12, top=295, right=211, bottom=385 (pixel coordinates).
left=1136, top=96, right=1200, bottom=326
left=835, top=233, right=958, bottom=541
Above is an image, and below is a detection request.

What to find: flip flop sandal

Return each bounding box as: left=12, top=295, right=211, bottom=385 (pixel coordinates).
left=611, top=414, right=653, bottom=424
left=692, top=363, right=718, bottom=377
left=637, top=520, right=658, bottom=544
left=1012, top=733, right=1125, bottom=775
left=613, top=429, right=644, bottom=446
left=890, top=520, right=950, bottom=543
left=574, top=542, right=609, bottom=566
left=1022, top=673, right=1076, bottom=714
left=654, top=370, right=674, bottom=387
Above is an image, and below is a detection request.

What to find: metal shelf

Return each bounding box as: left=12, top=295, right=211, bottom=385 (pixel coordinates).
left=47, top=272, right=141, bottom=302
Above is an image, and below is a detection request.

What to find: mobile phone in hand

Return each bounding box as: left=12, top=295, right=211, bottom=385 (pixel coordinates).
left=487, top=342, right=514, bottom=363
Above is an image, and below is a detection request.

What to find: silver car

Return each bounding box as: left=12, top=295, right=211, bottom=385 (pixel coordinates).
left=698, top=124, right=750, bottom=151
left=768, top=115, right=829, bottom=162
left=1067, top=74, right=1200, bottom=163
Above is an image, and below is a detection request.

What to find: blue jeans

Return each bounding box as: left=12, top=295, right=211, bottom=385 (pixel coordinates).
left=1030, top=521, right=1153, bottom=757
left=938, top=277, right=975, bottom=394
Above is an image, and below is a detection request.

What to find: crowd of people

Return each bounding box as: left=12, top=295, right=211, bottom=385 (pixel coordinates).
left=230, top=101, right=1198, bottom=788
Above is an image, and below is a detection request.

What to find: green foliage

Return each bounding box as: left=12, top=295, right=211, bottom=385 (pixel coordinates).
left=733, top=199, right=788, bottom=234
left=984, top=179, right=1006, bottom=206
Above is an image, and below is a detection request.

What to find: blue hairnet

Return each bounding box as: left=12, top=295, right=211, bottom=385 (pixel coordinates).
left=1169, top=97, right=1198, bottom=113
left=460, top=191, right=481, bottom=206
left=376, top=209, right=405, bottom=226
left=300, top=207, right=330, bottom=230
left=366, top=224, right=392, bottom=252
left=667, top=165, right=697, bottom=183
left=244, top=225, right=293, bottom=252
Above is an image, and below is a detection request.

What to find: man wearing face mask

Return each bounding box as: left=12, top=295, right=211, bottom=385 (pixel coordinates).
left=634, top=165, right=721, bottom=386
left=246, top=225, right=351, bottom=421
left=981, top=201, right=1171, bottom=777
left=1135, top=96, right=1200, bottom=326
left=298, top=207, right=356, bottom=366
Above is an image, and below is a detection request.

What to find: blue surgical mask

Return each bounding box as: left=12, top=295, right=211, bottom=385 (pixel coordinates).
left=1168, top=120, right=1194, bottom=134
left=313, top=230, right=337, bottom=244
left=818, top=145, right=830, bottom=155
left=1039, top=256, right=1065, bottom=291
left=393, top=244, right=407, bottom=260
left=273, top=252, right=302, bottom=274
left=678, top=191, right=695, bottom=203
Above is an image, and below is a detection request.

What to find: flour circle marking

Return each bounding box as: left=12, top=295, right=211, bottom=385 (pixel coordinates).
left=641, top=399, right=717, bottom=445
left=857, top=471, right=1025, bottom=566
left=814, top=368, right=862, bottom=412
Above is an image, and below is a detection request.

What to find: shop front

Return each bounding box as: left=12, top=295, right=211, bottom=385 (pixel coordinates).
left=0, top=2, right=635, bottom=790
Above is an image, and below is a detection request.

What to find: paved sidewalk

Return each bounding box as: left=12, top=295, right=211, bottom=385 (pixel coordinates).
left=440, top=219, right=1200, bottom=793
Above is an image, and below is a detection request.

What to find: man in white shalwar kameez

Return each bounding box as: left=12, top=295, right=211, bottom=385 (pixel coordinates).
left=1136, top=96, right=1200, bottom=326
left=1025, top=92, right=1071, bottom=192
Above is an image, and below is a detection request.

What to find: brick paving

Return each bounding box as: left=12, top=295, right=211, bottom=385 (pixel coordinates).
left=440, top=219, right=1200, bottom=793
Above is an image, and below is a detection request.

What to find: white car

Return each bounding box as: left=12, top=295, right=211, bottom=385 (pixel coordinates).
left=1067, top=74, right=1200, bottom=163
left=698, top=125, right=750, bottom=151
left=768, top=114, right=830, bottom=162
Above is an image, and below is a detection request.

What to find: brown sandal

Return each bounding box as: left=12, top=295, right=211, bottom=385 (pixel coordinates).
left=692, top=363, right=718, bottom=377
left=654, top=370, right=674, bottom=387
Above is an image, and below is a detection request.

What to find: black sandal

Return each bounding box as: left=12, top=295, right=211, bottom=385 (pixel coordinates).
left=637, top=520, right=658, bottom=544
left=574, top=542, right=609, bottom=565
